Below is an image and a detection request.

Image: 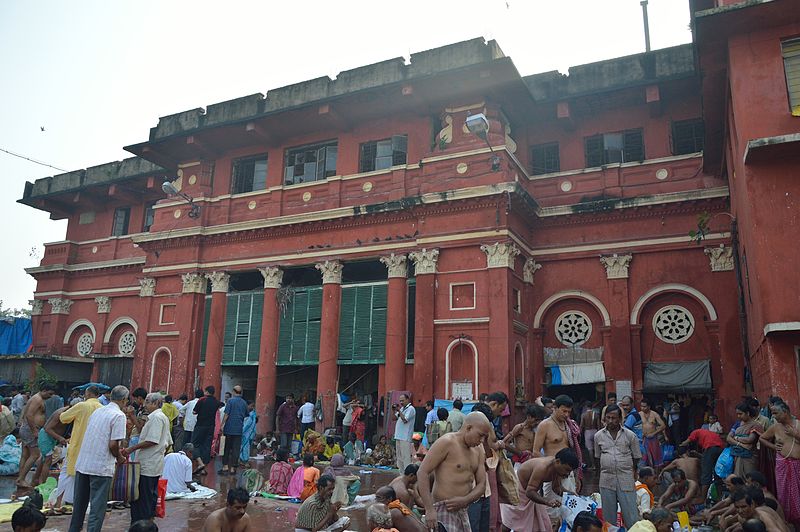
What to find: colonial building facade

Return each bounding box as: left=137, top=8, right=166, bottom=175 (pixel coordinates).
left=18, top=0, right=800, bottom=433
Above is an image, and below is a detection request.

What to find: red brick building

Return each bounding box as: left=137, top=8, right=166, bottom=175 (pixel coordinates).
left=17, top=0, right=800, bottom=432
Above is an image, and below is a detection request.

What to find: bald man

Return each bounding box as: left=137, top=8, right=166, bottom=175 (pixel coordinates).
left=417, top=411, right=493, bottom=531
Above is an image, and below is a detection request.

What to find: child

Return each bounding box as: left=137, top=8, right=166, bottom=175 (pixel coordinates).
left=636, top=466, right=658, bottom=519
left=11, top=504, right=46, bottom=532
left=256, top=432, right=278, bottom=459
left=707, top=414, right=723, bottom=435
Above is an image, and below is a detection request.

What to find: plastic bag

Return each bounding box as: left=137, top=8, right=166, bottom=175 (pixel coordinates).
left=714, top=446, right=734, bottom=478
left=155, top=479, right=167, bottom=518
left=662, top=443, right=676, bottom=462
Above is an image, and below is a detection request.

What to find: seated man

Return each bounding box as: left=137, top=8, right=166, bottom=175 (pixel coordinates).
left=342, top=432, right=363, bottom=465
left=728, top=487, right=789, bottom=532
left=367, top=503, right=396, bottom=532
left=375, top=486, right=426, bottom=532
left=692, top=474, right=745, bottom=526
left=294, top=475, right=350, bottom=532
left=658, top=468, right=703, bottom=515
left=389, top=464, right=423, bottom=510
left=322, top=437, right=341, bottom=461
left=745, top=471, right=784, bottom=521
left=636, top=467, right=658, bottom=519
left=660, top=446, right=700, bottom=486
left=162, top=443, right=198, bottom=493
left=202, top=487, right=252, bottom=532
left=267, top=448, right=293, bottom=495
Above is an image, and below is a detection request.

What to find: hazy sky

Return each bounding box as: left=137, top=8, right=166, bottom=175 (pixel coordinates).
left=0, top=0, right=691, bottom=310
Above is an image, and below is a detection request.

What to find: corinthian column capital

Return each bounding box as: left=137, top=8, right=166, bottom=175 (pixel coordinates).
left=380, top=254, right=408, bottom=278
left=315, top=260, right=343, bottom=284
left=259, top=266, right=283, bottom=289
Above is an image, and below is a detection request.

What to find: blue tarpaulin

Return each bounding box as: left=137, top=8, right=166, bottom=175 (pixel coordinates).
left=0, top=317, right=32, bottom=355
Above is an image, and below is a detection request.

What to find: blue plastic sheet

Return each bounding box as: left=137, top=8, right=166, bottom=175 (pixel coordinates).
left=0, top=318, right=32, bottom=355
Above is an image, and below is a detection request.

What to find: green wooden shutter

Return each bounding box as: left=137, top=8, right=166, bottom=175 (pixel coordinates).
left=783, top=39, right=800, bottom=116
left=338, top=282, right=387, bottom=364
left=277, top=286, right=322, bottom=365
left=585, top=135, right=603, bottom=167
left=200, top=295, right=211, bottom=363
left=222, top=295, right=239, bottom=364
left=249, top=293, right=264, bottom=364
left=623, top=129, right=645, bottom=162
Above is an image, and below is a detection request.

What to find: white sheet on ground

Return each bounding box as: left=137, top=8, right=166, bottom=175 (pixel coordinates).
left=164, top=483, right=217, bottom=500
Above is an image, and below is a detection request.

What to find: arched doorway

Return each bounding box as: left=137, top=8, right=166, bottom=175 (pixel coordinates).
left=446, top=339, right=478, bottom=400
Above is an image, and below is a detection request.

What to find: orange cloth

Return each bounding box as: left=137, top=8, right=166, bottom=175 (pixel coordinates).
left=388, top=499, right=413, bottom=516
left=300, top=466, right=320, bottom=500
left=636, top=482, right=654, bottom=507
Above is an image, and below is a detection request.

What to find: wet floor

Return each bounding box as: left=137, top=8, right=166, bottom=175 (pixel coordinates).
left=0, top=458, right=398, bottom=531
left=1, top=460, right=605, bottom=531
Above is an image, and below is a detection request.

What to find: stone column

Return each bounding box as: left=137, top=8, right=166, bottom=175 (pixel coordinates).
left=531, top=328, right=546, bottom=397
left=523, top=259, right=541, bottom=402
left=481, top=242, right=520, bottom=400
left=202, top=272, right=229, bottom=395
left=600, top=254, right=634, bottom=393
left=255, top=266, right=283, bottom=434
left=315, top=260, right=343, bottom=431
left=133, top=278, right=157, bottom=388
left=174, top=273, right=207, bottom=395
left=380, top=254, right=408, bottom=393
left=93, top=296, right=112, bottom=354
left=47, top=298, right=73, bottom=355
left=409, top=249, right=439, bottom=402
left=627, top=325, right=642, bottom=395
left=29, top=300, right=44, bottom=352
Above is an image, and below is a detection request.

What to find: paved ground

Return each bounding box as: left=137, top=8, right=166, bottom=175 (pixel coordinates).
left=1, top=458, right=604, bottom=531
left=0, top=458, right=397, bottom=531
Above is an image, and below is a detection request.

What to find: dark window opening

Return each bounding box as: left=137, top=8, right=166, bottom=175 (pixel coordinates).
left=359, top=135, right=408, bottom=173
left=584, top=129, right=644, bottom=167
left=342, top=261, right=388, bottom=284
left=512, top=288, right=521, bottom=313
left=231, top=154, right=268, bottom=194
left=142, top=202, right=156, bottom=232
left=112, top=207, right=130, bottom=237
left=672, top=119, right=705, bottom=155
left=284, top=140, right=338, bottom=185
left=530, top=142, right=560, bottom=175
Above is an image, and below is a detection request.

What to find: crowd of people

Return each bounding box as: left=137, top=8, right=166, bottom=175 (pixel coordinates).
left=3, top=380, right=799, bottom=532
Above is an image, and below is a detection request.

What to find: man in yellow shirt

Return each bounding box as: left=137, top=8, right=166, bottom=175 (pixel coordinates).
left=59, top=386, right=102, bottom=476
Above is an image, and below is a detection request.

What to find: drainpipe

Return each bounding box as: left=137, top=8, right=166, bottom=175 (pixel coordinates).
left=729, top=218, right=753, bottom=392
left=640, top=1, right=652, bottom=52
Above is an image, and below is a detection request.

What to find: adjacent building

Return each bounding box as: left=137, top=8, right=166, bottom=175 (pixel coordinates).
left=17, top=0, right=800, bottom=432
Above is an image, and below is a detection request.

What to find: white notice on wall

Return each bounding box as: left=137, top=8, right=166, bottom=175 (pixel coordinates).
left=616, top=380, right=632, bottom=399
left=451, top=381, right=474, bottom=401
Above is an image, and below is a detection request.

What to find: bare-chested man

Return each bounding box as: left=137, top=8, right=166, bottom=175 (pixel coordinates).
left=759, top=401, right=800, bottom=530
left=640, top=398, right=667, bottom=468
left=203, top=487, right=252, bottom=532
left=533, top=394, right=582, bottom=493
left=728, top=487, right=789, bottom=532
left=658, top=468, right=703, bottom=514
left=417, top=411, right=493, bottom=531
left=660, top=446, right=700, bottom=486
left=36, top=403, right=71, bottom=486
left=376, top=486, right=426, bottom=532
left=16, top=383, right=56, bottom=488
left=499, top=448, right=580, bottom=532
left=503, top=404, right=547, bottom=463
left=389, top=464, right=423, bottom=509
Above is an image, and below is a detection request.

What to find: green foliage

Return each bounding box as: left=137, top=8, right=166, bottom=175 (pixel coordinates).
left=27, top=363, right=58, bottom=393
left=689, top=211, right=712, bottom=244
left=0, top=300, right=31, bottom=318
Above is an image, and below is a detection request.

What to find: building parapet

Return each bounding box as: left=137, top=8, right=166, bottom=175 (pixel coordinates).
left=524, top=44, right=695, bottom=102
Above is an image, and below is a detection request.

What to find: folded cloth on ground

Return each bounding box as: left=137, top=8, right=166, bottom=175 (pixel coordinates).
left=164, top=483, right=217, bottom=500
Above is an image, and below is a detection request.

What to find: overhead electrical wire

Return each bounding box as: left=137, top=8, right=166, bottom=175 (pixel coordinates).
left=0, top=147, right=68, bottom=173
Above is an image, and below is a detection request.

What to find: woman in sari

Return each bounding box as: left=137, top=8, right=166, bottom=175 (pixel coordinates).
left=211, top=402, right=224, bottom=458
left=726, top=401, right=762, bottom=476
left=239, top=402, right=257, bottom=466
left=323, top=453, right=361, bottom=505
left=364, top=435, right=394, bottom=466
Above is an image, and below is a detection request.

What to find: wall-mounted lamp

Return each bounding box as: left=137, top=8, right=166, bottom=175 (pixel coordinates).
left=162, top=179, right=201, bottom=219
left=465, top=113, right=501, bottom=171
